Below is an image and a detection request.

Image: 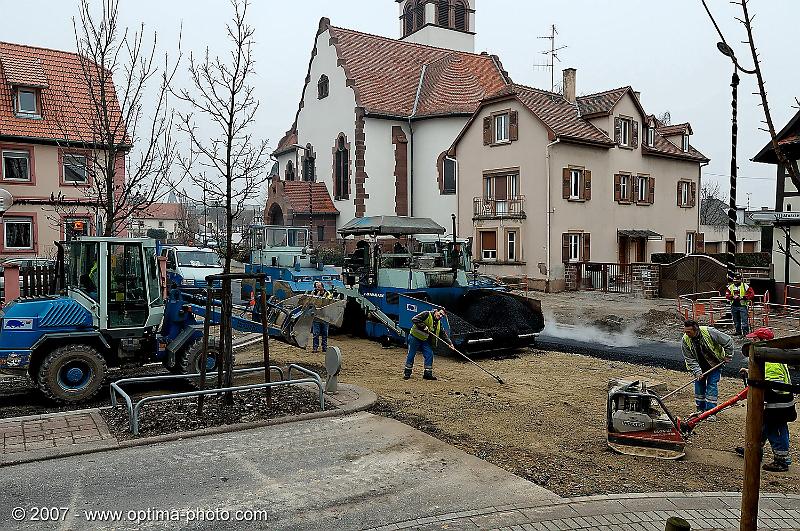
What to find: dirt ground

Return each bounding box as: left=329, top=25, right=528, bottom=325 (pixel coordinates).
left=245, top=336, right=800, bottom=498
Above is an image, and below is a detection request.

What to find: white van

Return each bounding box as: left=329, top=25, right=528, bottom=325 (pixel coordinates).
left=160, top=246, right=223, bottom=288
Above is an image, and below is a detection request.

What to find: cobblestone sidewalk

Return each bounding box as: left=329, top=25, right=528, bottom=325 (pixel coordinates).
left=0, top=409, right=117, bottom=465
left=371, top=492, right=800, bottom=530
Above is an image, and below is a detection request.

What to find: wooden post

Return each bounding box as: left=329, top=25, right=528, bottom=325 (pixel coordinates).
left=258, top=275, right=272, bottom=408
left=665, top=516, right=690, bottom=531
left=741, top=342, right=765, bottom=531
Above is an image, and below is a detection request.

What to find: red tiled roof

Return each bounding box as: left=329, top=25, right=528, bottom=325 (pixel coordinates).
left=657, top=122, right=693, bottom=136
left=135, top=203, right=185, bottom=221
left=0, top=42, right=124, bottom=145
left=283, top=181, right=338, bottom=214
left=327, top=25, right=508, bottom=117
left=576, top=87, right=629, bottom=117
left=643, top=133, right=709, bottom=163
left=512, top=84, right=615, bottom=146
left=275, top=128, right=298, bottom=155
left=0, top=53, right=48, bottom=88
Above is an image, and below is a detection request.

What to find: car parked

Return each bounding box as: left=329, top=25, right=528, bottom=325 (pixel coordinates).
left=159, top=246, right=223, bottom=288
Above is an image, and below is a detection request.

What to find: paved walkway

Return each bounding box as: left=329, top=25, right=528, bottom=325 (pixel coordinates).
left=0, top=410, right=116, bottom=465
left=370, top=492, right=800, bottom=530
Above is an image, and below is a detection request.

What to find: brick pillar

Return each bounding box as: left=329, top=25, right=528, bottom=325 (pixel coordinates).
left=3, top=264, right=20, bottom=304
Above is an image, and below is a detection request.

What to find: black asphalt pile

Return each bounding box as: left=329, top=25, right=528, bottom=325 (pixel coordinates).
left=459, top=291, right=545, bottom=337
left=446, top=312, right=482, bottom=335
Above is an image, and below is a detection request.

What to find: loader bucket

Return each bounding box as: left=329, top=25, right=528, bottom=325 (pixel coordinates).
left=282, top=294, right=347, bottom=328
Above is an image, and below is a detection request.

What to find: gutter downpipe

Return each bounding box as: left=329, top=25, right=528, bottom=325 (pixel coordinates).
left=545, top=138, right=560, bottom=289
left=698, top=161, right=710, bottom=236
left=409, top=64, right=427, bottom=217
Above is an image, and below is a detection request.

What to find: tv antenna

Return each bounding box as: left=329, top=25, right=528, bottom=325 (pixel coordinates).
left=533, top=24, right=567, bottom=93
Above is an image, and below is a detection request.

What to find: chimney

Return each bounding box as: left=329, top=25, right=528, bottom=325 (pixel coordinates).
left=563, top=68, right=576, bottom=103
left=633, top=91, right=641, bottom=101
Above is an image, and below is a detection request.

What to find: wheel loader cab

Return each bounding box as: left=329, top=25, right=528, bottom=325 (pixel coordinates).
left=64, top=238, right=165, bottom=335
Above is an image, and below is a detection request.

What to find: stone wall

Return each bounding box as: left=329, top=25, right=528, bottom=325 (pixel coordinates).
left=631, top=263, right=661, bottom=298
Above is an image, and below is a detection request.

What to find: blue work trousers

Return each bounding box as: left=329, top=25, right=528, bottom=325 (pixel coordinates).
left=312, top=321, right=329, bottom=351
left=694, top=368, right=721, bottom=411
left=405, top=335, right=434, bottom=370
left=731, top=305, right=750, bottom=335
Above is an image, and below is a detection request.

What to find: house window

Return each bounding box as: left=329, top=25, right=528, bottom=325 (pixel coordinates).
left=334, top=135, right=349, bottom=199
left=686, top=232, right=696, bottom=255
left=318, top=75, right=329, bottom=100
left=285, top=160, right=295, bottom=181
left=647, top=127, right=655, bottom=146
left=682, top=134, right=689, bottom=152
left=494, top=113, right=509, bottom=143
left=2, top=150, right=31, bottom=182
left=63, top=154, right=88, bottom=184
left=317, top=225, right=325, bottom=242
left=679, top=181, right=692, bottom=207
left=637, top=175, right=649, bottom=203
left=619, top=118, right=631, bottom=147
left=65, top=218, right=90, bottom=241
left=4, top=217, right=33, bottom=250
left=619, top=174, right=630, bottom=201
left=480, top=231, right=497, bottom=260
left=16, top=88, right=38, bottom=115
left=158, top=221, right=165, bottom=228
left=507, top=231, right=517, bottom=262
left=443, top=157, right=457, bottom=194
left=570, top=169, right=582, bottom=199
left=568, top=233, right=581, bottom=262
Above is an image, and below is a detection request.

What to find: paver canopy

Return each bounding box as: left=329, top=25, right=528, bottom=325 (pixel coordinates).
left=338, top=216, right=446, bottom=237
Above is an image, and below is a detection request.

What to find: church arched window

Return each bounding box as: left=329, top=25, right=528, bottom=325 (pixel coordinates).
left=302, top=144, right=316, bottom=182
left=403, top=3, right=415, bottom=36
left=334, top=134, right=349, bottom=200
left=415, top=1, right=425, bottom=30
left=285, top=160, right=295, bottom=181
left=318, top=75, right=329, bottom=99
left=437, top=0, right=450, bottom=27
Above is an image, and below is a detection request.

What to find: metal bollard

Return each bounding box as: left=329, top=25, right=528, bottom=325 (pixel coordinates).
left=325, top=346, right=342, bottom=393
left=665, top=516, right=690, bottom=531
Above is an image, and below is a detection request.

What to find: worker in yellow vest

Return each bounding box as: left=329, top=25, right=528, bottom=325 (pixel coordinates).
left=681, top=319, right=733, bottom=420
left=311, top=281, right=333, bottom=353
left=725, top=273, right=755, bottom=336
left=736, top=328, right=796, bottom=472
left=404, top=308, right=449, bottom=381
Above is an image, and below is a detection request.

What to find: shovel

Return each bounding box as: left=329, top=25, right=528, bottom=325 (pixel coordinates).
left=439, top=337, right=506, bottom=385
left=660, top=361, right=726, bottom=402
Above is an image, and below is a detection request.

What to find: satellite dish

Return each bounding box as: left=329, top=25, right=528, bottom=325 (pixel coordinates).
left=0, top=188, right=13, bottom=216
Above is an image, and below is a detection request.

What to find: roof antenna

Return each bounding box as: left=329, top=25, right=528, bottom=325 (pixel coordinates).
left=533, top=24, right=567, bottom=94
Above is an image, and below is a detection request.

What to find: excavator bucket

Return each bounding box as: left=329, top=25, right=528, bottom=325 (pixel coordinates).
left=607, top=381, right=687, bottom=460
left=281, top=294, right=347, bottom=327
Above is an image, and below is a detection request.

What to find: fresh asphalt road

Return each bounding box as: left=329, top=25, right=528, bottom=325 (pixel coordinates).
left=2, top=412, right=555, bottom=531
left=537, top=323, right=749, bottom=376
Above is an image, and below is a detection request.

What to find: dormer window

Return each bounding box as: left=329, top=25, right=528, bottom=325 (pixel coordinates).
left=647, top=126, right=655, bottom=146
left=619, top=118, right=631, bottom=147
left=682, top=134, right=689, bottom=152
left=16, top=88, right=38, bottom=115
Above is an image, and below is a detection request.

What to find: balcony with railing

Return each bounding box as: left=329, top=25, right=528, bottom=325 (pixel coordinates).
left=473, top=196, right=526, bottom=220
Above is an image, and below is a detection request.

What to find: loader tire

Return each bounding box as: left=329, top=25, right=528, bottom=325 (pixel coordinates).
left=180, top=338, right=228, bottom=388
left=37, top=344, right=107, bottom=404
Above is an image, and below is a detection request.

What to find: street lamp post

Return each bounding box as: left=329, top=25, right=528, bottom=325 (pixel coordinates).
left=716, top=42, right=755, bottom=282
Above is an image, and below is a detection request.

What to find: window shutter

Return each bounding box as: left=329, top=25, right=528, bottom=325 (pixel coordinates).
left=483, top=117, right=492, bottom=145
left=648, top=176, right=655, bottom=204
left=696, top=232, right=705, bottom=253
left=632, top=175, right=639, bottom=203
left=690, top=182, right=697, bottom=207
left=562, top=233, right=570, bottom=262
left=583, top=170, right=592, bottom=201
left=631, top=121, right=639, bottom=148
left=676, top=181, right=682, bottom=206
left=582, top=233, right=591, bottom=262
left=614, top=174, right=621, bottom=202
left=509, top=111, right=519, bottom=141
left=614, top=117, right=622, bottom=145
left=562, top=168, right=570, bottom=199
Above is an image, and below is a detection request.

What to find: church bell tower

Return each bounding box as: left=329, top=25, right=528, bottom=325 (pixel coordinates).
left=396, top=0, right=476, bottom=52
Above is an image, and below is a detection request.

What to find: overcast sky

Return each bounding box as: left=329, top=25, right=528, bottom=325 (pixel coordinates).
left=1, top=0, right=797, bottom=209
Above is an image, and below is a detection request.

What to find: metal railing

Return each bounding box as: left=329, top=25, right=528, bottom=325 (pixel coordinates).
left=110, top=364, right=324, bottom=435
left=472, top=196, right=525, bottom=219
left=573, top=262, right=636, bottom=294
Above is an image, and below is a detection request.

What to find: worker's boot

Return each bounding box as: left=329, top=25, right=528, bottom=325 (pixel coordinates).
left=763, top=458, right=790, bottom=472
left=403, top=367, right=412, bottom=380
left=423, top=368, right=437, bottom=381
left=735, top=446, right=763, bottom=460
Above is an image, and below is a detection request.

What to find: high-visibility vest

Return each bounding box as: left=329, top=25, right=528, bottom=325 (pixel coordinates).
left=313, top=289, right=333, bottom=299
left=682, top=326, right=726, bottom=370
left=765, top=362, right=793, bottom=404
left=728, top=283, right=751, bottom=306
left=410, top=312, right=441, bottom=342
left=89, top=261, right=99, bottom=290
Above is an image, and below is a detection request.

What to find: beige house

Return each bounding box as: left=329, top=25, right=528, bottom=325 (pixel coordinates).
left=129, top=203, right=186, bottom=243
left=451, top=69, right=709, bottom=291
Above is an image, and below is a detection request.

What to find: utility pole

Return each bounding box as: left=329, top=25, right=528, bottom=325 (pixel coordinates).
left=534, top=24, right=567, bottom=93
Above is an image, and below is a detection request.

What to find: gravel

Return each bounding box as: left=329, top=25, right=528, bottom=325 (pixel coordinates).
left=101, top=385, right=326, bottom=440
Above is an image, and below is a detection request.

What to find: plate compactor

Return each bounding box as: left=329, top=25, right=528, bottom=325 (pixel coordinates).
left=607, top=379, right=749, bottom=459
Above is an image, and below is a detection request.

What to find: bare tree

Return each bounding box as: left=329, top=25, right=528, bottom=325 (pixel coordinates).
left=701, top=0, right=800, bottom=190
left=173, top=0, right=269, bottom=272
left=775, top=226, right=800, bottom=271
left=55, top=0, right=178, bottom=236
left=173, top=0, right=269, bottom=402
